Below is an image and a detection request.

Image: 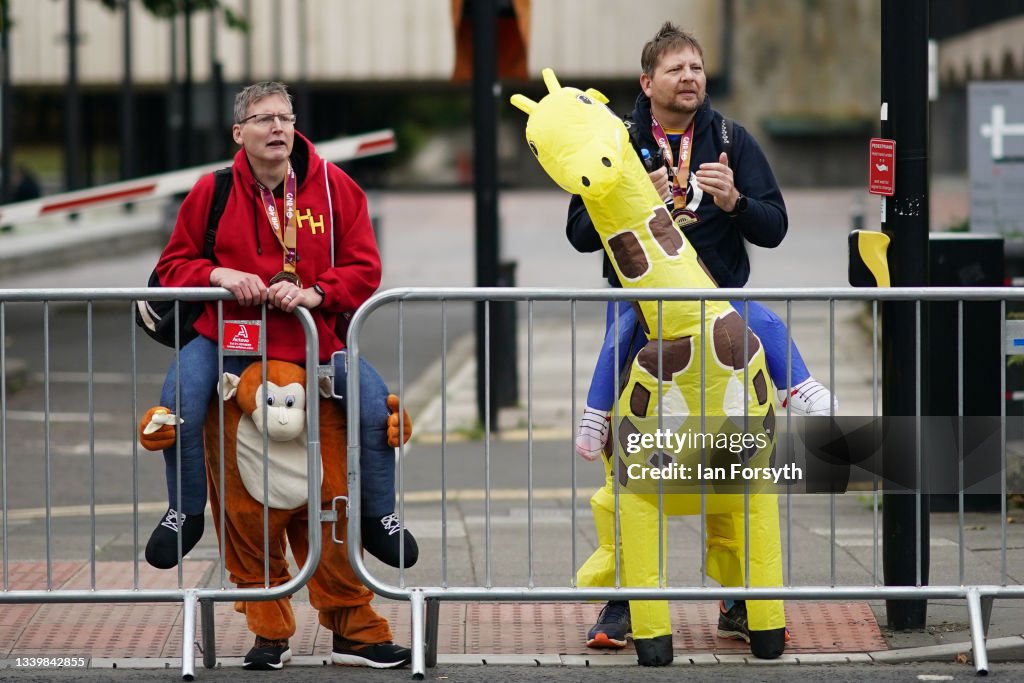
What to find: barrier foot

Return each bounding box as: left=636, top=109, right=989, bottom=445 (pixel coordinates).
left=966, top=588, right=990, bottom=675
left=980, top=595, right=994, bottom=638
left=425, top=597, right=440, bottom=669
left=181, top=590, right=198, bottom=681
left=200, top=598, right=216, bottom=669
left=409, top=590, right=426, bottom=679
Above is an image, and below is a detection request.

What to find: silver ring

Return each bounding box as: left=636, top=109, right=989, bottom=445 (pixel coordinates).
left=284, top=295, right=293, bottom=301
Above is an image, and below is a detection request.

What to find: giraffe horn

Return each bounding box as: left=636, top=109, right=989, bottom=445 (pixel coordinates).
left=541, top=68, right=561, bottom=94
left=510, top=93, right=537, bottom=115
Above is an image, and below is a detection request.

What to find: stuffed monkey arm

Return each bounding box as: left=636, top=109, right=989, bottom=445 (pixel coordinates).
left=138, top=406, right=181, bottom=451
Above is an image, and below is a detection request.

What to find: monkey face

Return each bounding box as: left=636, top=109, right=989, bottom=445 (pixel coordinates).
left=250, top=380, right=307, bottom=442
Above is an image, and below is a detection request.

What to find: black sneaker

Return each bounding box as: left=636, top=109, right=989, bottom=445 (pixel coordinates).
left=586, top=600, right=631, bottom=648
left=717, top=600, right=750, bottom=642
left=331, top=634, right=411, bottom=668
left=243, top=636, right=291, bottom=670
left=361, top=513, right=419, bottom=568
left=144, top=507, right=204, bottom=569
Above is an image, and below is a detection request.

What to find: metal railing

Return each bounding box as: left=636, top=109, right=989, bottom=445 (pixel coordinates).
left=345, top=286, right=1024, bottom=678
left=0, top=288, right=325, bottom=680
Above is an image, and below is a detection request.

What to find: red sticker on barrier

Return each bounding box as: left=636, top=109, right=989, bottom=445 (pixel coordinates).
left=223, top=321, right=261, bottom=355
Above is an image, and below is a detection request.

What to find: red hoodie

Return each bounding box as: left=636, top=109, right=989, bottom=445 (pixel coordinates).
left=156, top=132, right=381, bottom=362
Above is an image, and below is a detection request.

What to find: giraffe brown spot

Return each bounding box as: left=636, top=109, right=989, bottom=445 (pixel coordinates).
left=648, top=451, right=674, bottom=468
left=616, top=416, right=639, bottom=457
left=763, top=404, right=776, bottom=442
left=648, top=206, right=683, bottom=256
left=617, top=456, right=631, bottom=487
left=753, top=369, right=768, bottom=405
left=608, top=231, right=649, bottom=281
left=636, top=337, right=693, bottom=381
left=630, top=383, right=651, bottom=416
left=712, top=311, right=762, bottom=370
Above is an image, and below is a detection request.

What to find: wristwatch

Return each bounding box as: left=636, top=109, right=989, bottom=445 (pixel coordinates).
left=312, top=283, right=326, bottom=303
left=728, top=194, right=748, bottom=217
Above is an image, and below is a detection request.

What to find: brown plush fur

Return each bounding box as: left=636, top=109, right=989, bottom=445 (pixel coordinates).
left=203, top=360, right=393, bottom=643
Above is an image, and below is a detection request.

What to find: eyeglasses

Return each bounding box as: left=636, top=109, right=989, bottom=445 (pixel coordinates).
left=238, top=112, right=297, bottom=127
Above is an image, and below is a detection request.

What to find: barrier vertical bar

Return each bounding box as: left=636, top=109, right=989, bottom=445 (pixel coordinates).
left=484, top=300, right=492, bottom=588
left=398, top=300, right=407, bottom=583
left=441, top=301, right=449, bottom=588
left=43, top=301, right=52, bottom=587
left=830, top=299, right=837, bottom=587
left=130, top=302, right=141, bottom=588
left=1, top=300, right=7, bottom=590
left=88, top=302, right=96, bottom=589
left=1001, top=300, right=1008, bottom=584
left=570, top=299, right=578, bottom=585
left=527, top=300, right=535, bottom=588
left=958, top=300, right=965, bottom=584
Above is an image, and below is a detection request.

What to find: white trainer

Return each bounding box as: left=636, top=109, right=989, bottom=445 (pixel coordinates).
left=575, top=406, right=611, bottom=461
left=779, top=378, right=838, bottom=416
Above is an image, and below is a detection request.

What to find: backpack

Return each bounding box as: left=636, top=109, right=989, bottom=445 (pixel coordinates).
left=135, top=168, right=233, bottom=347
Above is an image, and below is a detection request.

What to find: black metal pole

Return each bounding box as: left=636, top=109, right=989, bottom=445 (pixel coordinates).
left=881, top=0, right=930, bottom=630
left=65, top=0, right=81, bottom=191
left=182, top=0, right=194, bottom=167
left=1, top=0, right=12, bottom=202
left=120, top=0, right=134, bottom=181
left=471, top=0, right=501, bottom=428
left=208, top=6, right=225, bottom=159
left=167, top=14, right=180, bottom=169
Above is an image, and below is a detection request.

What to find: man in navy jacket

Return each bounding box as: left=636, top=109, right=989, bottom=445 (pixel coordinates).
left=567, top=21, right=833, bottom=653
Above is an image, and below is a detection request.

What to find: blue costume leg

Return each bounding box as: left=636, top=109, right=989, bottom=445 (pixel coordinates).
left=586, top=301, right=643, bottom=410
left=159, top=336, right=221, bottom=515
left=147, top=335, right=223, bottom=569
left=730, top=300, right=810, bottom=389
left=332, top=350, right=418, bottom=568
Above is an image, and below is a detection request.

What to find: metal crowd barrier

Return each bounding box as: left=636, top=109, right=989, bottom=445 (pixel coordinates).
left=346, top=286, right=1024, bottom=678
left=0, top=288, right=325, bottom=680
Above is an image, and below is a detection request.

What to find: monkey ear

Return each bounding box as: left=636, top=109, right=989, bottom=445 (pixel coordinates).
left=318, top=376, right=334, bottom=398
left=220, top=372, right=241, bottom=401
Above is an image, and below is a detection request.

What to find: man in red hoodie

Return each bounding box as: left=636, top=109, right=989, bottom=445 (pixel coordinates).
left=147, top=81, right=412, bottom=669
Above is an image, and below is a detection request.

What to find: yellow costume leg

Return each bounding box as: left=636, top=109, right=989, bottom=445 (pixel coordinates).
left=705, top=495, right=786, bottom=659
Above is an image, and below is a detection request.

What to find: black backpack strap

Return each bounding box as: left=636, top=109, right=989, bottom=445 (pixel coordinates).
left=203, top=167, right=233, bottom=261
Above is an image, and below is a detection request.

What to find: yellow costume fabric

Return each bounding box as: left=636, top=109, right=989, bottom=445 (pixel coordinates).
left=511, top=69, right=785, bottom=648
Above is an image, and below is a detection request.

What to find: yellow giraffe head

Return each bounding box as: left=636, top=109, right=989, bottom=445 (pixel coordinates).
left=511, top=68, right=632, bottom=200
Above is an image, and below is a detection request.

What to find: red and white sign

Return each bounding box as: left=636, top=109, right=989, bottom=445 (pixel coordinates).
left=868, top=138, right=896, bottom=196
left=223, top=321, right=262, bottom=355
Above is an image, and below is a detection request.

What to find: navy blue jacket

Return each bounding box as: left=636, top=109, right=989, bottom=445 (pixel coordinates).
left=566, top=92, right=788, bottom=288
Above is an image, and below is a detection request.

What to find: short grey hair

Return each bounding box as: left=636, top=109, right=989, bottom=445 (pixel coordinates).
left=233, top=81, right=293, bottom=124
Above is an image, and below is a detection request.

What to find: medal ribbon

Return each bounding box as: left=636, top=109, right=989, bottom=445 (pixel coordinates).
left=255, top=164, right=299, bottom=275
left=651, top=117, right=694, bottom=212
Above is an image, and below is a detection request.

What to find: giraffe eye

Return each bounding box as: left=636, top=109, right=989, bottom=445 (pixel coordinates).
left=577, top=94, right=593, bottom=105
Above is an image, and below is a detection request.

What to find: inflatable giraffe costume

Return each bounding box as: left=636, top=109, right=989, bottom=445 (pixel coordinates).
left=512, top=69, right=786, bottom=664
